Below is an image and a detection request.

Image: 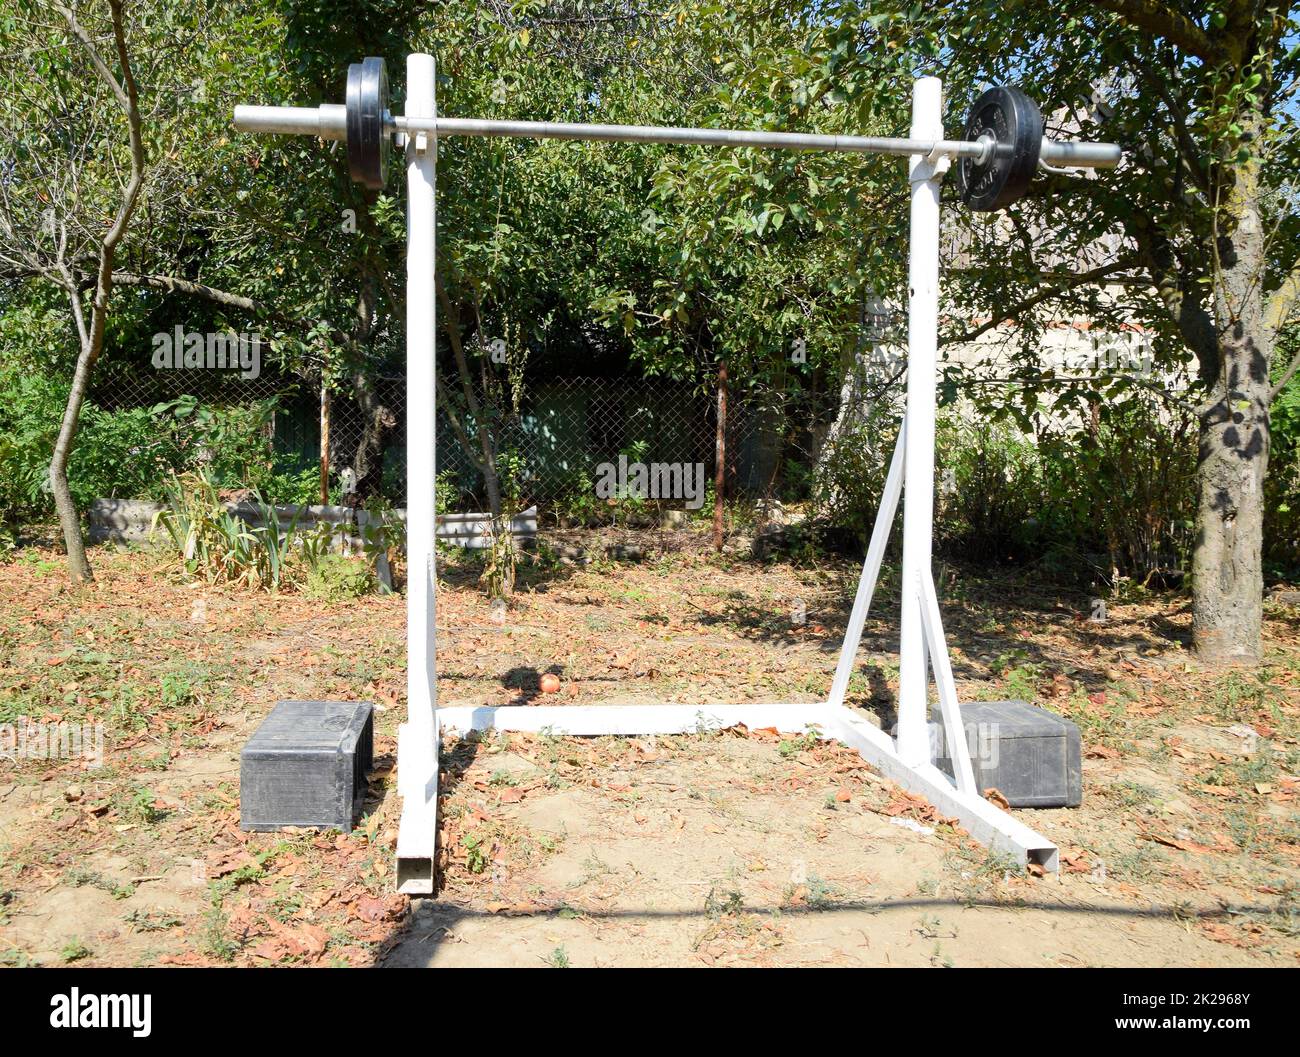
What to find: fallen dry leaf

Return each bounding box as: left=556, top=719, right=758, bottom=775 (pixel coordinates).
left=206, top=848, right=258, bottom=877
left=355, top=894, right=406, bottom=923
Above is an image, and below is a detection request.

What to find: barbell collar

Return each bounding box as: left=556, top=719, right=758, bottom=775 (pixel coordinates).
left=233, top=104, right=346, bottom=140
left=1040, top=139, right=1121, bottom=168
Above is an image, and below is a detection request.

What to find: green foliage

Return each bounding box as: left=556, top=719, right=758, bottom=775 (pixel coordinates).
left=121, top=785, right=164, bottom=826
left=0, top=360, right=184, bottom=525
left=553, top=469, right=601, bottom=527
left=2, top=0, right=1293, bottom=605
left=201, top=884, right=238, bottom=963
left=356, top=500, right=400, bottom=594
left=480, top=448, right=528, bottom=599
left=305, top=553, right=374, bottom=602
left=1038, top=397, right=1197, bottom=579
left=435, top=469, right=464, bottom=518
left=480, top=521, right=518, bottom=601
left=462, top=833, right=488, bottom=874
left=159, top=671, right=197, bottom=709
left=78, top=406, right=183, bottom=502
left=150, top=396, right=278, bottom=493
left=817, top=398, right=1195, bottom=585
left=153, top=470, right=303, bottom=591
left=256, top=458, right=323, bottom=507
left=1266, top=329, right=1300, bottom=576
left=153, top=469, right=389, bottom=596
left=937, top=417, right=1044, bottom=563
left=59, top=939, right=91, bottom=964
left=930, top=1, right=1298, bottom=401
left=0, top=365, right=59, bottom=526
left=811, top=411, right=897, bottom=547
left=590, top=1, right=921, bottom=393
left=0, top=350, right=323, bottom=527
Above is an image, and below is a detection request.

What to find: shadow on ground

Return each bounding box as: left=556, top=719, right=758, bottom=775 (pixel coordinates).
left=374, top=892, right=1276, bottom=967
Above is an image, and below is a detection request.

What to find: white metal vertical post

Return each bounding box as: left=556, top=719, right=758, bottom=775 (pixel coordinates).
left=396, top=52, right=439, bottom=894
left=826, top=421, right=905, bottom=709
left=896, top=77, right=945, bottom=767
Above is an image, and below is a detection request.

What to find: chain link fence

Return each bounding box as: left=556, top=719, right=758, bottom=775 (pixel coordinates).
left=90, top=359, right=851, bottom=515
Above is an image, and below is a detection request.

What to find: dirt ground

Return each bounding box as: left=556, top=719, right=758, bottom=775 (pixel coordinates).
left=0, top=529, right=1297, bottom=967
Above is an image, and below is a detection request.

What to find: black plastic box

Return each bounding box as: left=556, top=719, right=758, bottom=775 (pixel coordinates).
left=931, top=699, right=1082, bottom=808
left=240, top=700, right=374, bottom=831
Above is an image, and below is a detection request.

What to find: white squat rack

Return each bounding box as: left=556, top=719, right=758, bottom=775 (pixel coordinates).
left=235, top=54, right=1122, bottom=894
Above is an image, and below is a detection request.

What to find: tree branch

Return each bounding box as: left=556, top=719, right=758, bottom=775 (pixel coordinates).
left=1265, top=255, right=1300, bottom=340
left=64, top=0, right=145, bottom=342
left=51, top=1, right=131, bottom=112
left=1125, top=214, right=1220, bottom=381
left=56, top=262, right=89, bottom=349
left=1091, top=0, right=1221, bottom=63
left=110, top=271, right=266, bottom=314
left=1270, top=347, right=1300, bottom=402
left=941, top=257, right=1139, bottom=347
left=46, top=0, right=146, bottom=582
left=1130, top=61, right=1211, bottom=196
left=9, top=262, right=287, bottom=320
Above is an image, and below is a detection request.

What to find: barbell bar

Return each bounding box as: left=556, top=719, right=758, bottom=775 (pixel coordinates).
left=233, top=56, right=1122, bottom=210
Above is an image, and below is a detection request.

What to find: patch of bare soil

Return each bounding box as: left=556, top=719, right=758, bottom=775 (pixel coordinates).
left=383, top=728, right=1280, bottom=967
left=0, top=535, right=1295, bottom=966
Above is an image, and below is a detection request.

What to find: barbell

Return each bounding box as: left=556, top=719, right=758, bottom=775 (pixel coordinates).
left=233, top=57, right=1120, bottom=210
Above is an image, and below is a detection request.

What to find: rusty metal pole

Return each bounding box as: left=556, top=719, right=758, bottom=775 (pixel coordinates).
left=713, top=360, right=727, bottom=552
left=319, top=381, right=331, bottom=506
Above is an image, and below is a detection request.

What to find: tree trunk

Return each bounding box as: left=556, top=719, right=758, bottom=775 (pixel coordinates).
left=44, top=0, right=145, bottom=584
left=1191, top=141, right=1271, bottom=664
left=341, top=268, right=397, bottom=504
left=50, top=340, right=97, bottom=582
left=346, top=370, right=397, bottom=503
left=434, top=274, right=502, bottom=517
left=1191, top=353, right=1270, bottom=664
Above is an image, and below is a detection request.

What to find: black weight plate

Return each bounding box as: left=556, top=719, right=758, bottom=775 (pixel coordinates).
left=956, top=86, right=1043, bottom=212
left=346, top=56, right=390, bottom=189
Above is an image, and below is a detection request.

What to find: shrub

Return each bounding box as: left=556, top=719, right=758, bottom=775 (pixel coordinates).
left=1038, top=395, right=1196, bottom=581
left=152, top=471, right=391, bottom=595
left=150, top=395, right=278, bottom=492
left=0, top=373, right=56, bottom=526
left=936, top=414, right=1045, bottom=563
left=810, top=407, right=897, bottom=548
left=811, top=391, right=1195, bottom=587
left=304, top=553, right=374, bottom=601
left=77, top=405, right=184, bottom=503
left=1266, top=328, right=1300, bottom=578
left=0, top=363, right=182, bottom=526
left=435, top=468, right=463, bottom=516
left=552, top=469, right=601, bottom=526
left=152, top=471, right=303, bottom=591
